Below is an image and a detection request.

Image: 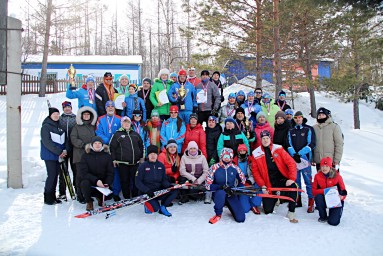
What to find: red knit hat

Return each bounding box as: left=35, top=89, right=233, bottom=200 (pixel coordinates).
left=170, top=105, right=179, bottom=113
left=320, top=157, right=333, bottom=167
left=178, top=69, right=187, bottom=76
left=237, top=144, right=248, bottom=153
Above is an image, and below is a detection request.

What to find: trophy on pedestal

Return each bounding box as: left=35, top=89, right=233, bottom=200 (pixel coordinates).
left=176, top=83, right=189, bottom=110
left=67, top=64, right=76, bottom=89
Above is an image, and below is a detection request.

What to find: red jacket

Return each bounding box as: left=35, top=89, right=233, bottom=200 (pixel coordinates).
left=158, top=149, right=180, bottom=181
left=252, top=122, right=274, bottom=150
left=187, top=77, right=201, bottom=87
left=250, top=143, right=296, bottom=188
left=312, top=171, right=347, bottom=200
left=181, top=124, right=207, bottom=157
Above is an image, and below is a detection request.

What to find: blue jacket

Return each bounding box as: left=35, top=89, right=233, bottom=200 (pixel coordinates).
left=240, top=101, right=262, bottom=124
left=66, top=84, right=97, bottom=110
left=131, top=121, right=150, bottom=151
left=40, top=117, right=66, bottom=161
left=96, top=115, right=121, bottom=144
left=287, top=124, right=315, bottom=161
left=160, top=117, right=186, bottom=153
left=123, top=93, right=147, bottom=121
left=206, top=162, right=246, bottom=191
left=167, top=81, right=197, bottom=112
left=135, top=160, right=171, bottom=194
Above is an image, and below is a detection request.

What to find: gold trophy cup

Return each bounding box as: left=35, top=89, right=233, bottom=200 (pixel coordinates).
left=245, top=119, right=250, bottom=139
left=67, top=64, right=76, bottom=88
left=177, top=84, right=188, bottom=110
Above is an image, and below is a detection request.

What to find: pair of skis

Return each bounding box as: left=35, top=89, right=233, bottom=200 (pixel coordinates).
left=74, top=184, right=186, bottom=219
left=231, top=186, right=304, bottom=202
left=59, top=158, right=76, bottom=200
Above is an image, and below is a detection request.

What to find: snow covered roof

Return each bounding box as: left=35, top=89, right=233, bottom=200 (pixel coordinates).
left=24, top=55, right=143, bottom=64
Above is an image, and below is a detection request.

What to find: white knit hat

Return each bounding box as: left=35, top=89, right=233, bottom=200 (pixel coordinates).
left=158, top=68, right=170, bottom=78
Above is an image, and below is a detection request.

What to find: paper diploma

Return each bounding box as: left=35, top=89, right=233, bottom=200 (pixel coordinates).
left=155, top=89, right=169, bottom=104
left=93, top=186, right=113, bottom=196
left=196, top=89, right=208, bottom=103
left=114, top=94, right=125, bottom=110
left=324, top=186, right=342, bottom=208
left=296, top=158, right=310, bottom=170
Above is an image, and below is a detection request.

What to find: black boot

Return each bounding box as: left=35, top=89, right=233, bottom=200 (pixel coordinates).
left=296, top=195, right=302, bottom=208
left=44, top=193, right=55, bottom=205
left=52, top=193, right=62, bottom=204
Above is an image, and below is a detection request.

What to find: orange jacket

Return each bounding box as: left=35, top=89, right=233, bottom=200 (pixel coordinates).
left=158, top=149, right=180, bottom=181
left=250, top=143, right=296, bottom=188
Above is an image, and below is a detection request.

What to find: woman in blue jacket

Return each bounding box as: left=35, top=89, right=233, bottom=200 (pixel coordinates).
left=66, top=76, right=97, bottom=110
left=160, top=105, right=186, bottom=154
left=123, top=84, right=147, bottom=121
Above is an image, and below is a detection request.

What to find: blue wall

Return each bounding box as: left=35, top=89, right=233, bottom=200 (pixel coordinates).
left=22, top=63, right=140, bottom=70
left=318, top=61, right=331, bottom=79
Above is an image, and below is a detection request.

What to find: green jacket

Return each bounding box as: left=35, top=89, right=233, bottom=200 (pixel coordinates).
left=261, top=99, right=280, bottom=127
left=149, top=78, right=173, bottom=115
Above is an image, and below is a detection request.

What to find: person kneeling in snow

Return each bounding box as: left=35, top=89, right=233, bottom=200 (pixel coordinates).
left=206, top=148, right=246, bottom=224
left=135, top=145, right=178, bottom=217
left=313, top=157, right=347, bottom=226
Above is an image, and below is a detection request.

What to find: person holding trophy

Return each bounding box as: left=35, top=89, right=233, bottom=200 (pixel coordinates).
left=168, top=69, right=197, bottom=123
left=95, top=72, right=118, bottom=117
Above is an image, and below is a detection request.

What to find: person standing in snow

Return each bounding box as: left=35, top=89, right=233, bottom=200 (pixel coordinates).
left=284, top=109, right=294, bottom=127
left=116, top=74, right=130, bottom=116
left=66, top=76, right=97, bottom=110
left=273, top=111, right=290, bottom=150
left=40, top=107, right=67, bottom=205
left=205, top=116, right=222, bottom=166
left=254, top=87, right=263, bottom=105
left=169, top=72, right=178, bottom=83
left=181, top=113, right=207, bottom=157
left=187, top=66, right=201, bottom=87
left=235, top=90, right=246, bottom=108
left=206, top=147, right=246, bottom=224
left=260, top=93, right=280, bottom=127
left=253, top=111, right=274, bottom=150
left=241, top=91, right=262, bottom=124
left=150, top=68, right=173, bottom=121
left=158, top=139, right=181, bottom=184
left=160, top=105, right=186, bottom=154
left=146, top=109, right=162, bottom=152
left=219, top=93, right=237, bottom=125
left=217, top=117, right=250, bottom=157
left=210, top=71, right=225, bottom=105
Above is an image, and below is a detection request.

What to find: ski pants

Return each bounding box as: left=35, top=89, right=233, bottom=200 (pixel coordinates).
left=58, top=153, right=77, bottom=195
left=213, top=189, right=245, bottom=223
left=197, top=111, right=211, bottom=126
left=263, top=181, right=298, bottom=214
left=144, top=190, right=179, bottom=212
left=178, top=110, right=193, bottom=124
left=112, top=167, right=121, bottom=196
left=239, top=184, right=262, bottom=213
left=44, top=160, right=60, bottom=194
left=296, top=166, right=313, bottom=198
left=315, top=194, right=344, bottom=226
left=79, top=179, right=103, bottom=203
left=118, top=164, right=139, bottom=199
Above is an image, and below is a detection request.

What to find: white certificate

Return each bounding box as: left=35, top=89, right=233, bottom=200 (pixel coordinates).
left=196, top=89, right=208, bottom=103
left=156, top=89, right=169, bottom=104
left=93, top=186, right=113, bottom=196
left=296, top=158, right=310, bottom=170
left=114, top=95, right=125, bottom=110
left=50, top=132, right=65, bottom=144
left=324, top=186, right=342, bottom=208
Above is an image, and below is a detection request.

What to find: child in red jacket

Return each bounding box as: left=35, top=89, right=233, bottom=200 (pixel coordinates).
left=313, top=157, right=347, bottom=226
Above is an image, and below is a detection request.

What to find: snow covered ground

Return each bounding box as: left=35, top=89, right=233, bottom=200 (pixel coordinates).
left=1, top=85, right=383, bottom=256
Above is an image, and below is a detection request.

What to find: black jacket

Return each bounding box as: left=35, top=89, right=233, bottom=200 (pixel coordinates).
left=205, top=124, right=222, bottom=163
left=135, top=160, right=171, bottom=194
left=40, top=117, right=66, bottom=161
left=275, top=100, right=291, bottom=111
left=95, top=83, right=118, bottom=117
left=109, top=128, right=144, bottom=165
left=273, top=121, right=291, bottom=150
left=77, top=144, right=114, bottom=186
left=137, top=88, right=154, bottom=120
left=59, top=113, right=77, bottom=152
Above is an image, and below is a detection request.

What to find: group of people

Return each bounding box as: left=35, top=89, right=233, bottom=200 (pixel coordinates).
left=40, top=67, right=347, bottom=226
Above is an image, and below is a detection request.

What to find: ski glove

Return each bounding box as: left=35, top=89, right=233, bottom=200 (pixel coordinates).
left=147, top=190, right=155, bottom=198
left=193, top=106, right=199, bottom=113
left=293, top=154, right=301, bottom=163
left=209, top=158, right=216, bottom=166
left=222, top=185, right=234, bottom=196
left=211, top=109, right=218, bottom=117
left=250, top=111, right=257, bottom=119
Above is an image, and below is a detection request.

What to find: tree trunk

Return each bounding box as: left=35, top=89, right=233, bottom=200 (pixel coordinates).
left=273, top=0, right=282, bottom=98
left=39, top=0, right=53, bottom=97
left=353, top=84, right=361, bottom=129
left=255, top=0, right=262, bottom=89
left=186, top=0, right=191, bottom=64
left=157, top=0, right=161, bottom=71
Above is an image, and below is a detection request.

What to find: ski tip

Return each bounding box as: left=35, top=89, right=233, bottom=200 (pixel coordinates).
left=74, top=213, right=91, bottom=218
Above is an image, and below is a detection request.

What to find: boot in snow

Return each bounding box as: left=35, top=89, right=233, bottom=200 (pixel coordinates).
left=86, top=201, right=94, bottom=211
left=204, top=191, right=212, bottom=204
left=58, top=194, right=67, bottom=201
left=296, top=195, right=302, bottom=207
left=96, top=197, right=104, bottom=207
left=44, top=193, right=55, bottom=205
left=209, top=215, right=222, bottom=224
left=53, top=193, right=62, bottom=204
left=251, top=206, right=261, bottom=215
left=307, top=198, right=315, bottom=213
left=159, top=205, right=172, bottom=217
left=287, top=211, right=298, bottom=223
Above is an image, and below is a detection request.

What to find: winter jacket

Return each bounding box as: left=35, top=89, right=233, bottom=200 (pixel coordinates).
left=181, top=124, right=207, bottom=157
left=313, top=118, right=344, bottom=164
left=195, top=80, right=221, bottom=112
left=217, top=128, right=250, bottom=157
left=206, top=124, right=222, bottom=163
left=160, top=117, right=186, bottom=153
left=273, top=121, right=290, bottom=150
left=59, top=112, right=77, bottom=152
left=109, top=127, right=144, bottom=165
left=149, top=79, right=173, bottom=116
left=167, top=81, right=197, bottom=112
left=287, top=124, right=314, bottom=161
left=146, top=119, right=162, bottom=151
left=123, top=93, right=147, bottom=121
left=135, top=160, right=171, bottom=194
left=241, top=101, right=262, bottom=124
left=312, top=171, right=347, bottom=199
left=70, top=106, right=97, bottom=164
left=179, top=150, right=209, bottom=185
left=261, top=99, right=280, bottom=127
left=158, top=149, right=180, bottom=182
left=131, top=121, right=150, bottom=150
left=275, top=99, right=291, bottom=111
left=116, top=85, right=130, bottom=97
left=40, top=116, right=66, bottom=161
left=138, top=88, right=154, bottom=120
left=77, top=144, right=114, bottom=187
left=250, top=144, right=297, bottom=188
left=206, top=161, right=246, bottom=191
left=187, top=76, right=201, bottom=87
left=235, top=118, right=256, bottom=144
left=66, top=83, right=97, bottom=110
left=95, top=83, right=118, bottom=117
left=233, top=156, right=251, bottom=179
left=95, top=114, right=121, bottom=144
left=219, top=103, right=237, bottom=125
left=253, top=122, right=274, bottom=149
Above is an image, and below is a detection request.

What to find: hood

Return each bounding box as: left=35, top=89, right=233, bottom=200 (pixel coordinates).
left=76, top=106, right=98, bottom=125
left=85, top=143, right=110, bottom=154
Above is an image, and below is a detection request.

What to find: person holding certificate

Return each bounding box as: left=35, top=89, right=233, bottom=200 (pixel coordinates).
left=122, top=84, right=147, bottom=121
left=150, top=69, right=173, bottom=121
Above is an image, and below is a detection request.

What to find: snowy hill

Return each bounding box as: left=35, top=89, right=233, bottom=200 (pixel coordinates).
left=0, top=86, right=383, bottom=256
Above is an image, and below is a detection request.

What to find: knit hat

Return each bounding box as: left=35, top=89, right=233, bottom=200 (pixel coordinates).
left=119, top=74, right=129, bottom=82
left=247, top=91, right=255, bottom=97
left=235, top=107, right=245, bottom=116
left=49, top=107, right=60, bottom=117
left=279, top=90, right=286, bottom=97
left=151, top=109, right=159, bottom=117
left=62, top=101, right=72, bottom=109
left=158, top=68, right=170, bottom=78
left=91, top=136, right=103, bottom=145
left=262, top=93, right=271, bottom=99
left=105, top=100, right=115, bottom=109
left=178, top=69, right=187, bottom=76
left=320, top=157, right=333, bottom=168
left=170, top=72, right=177, bottom=78
left=317, top=107, right=331, bottom=117
left=224, top=117, right=236, bottom=125
left=201, top=70, right=210, bottom=76
left=187, top=141, right=198, bottom=151
left=212, top=71, right=220, bottom=77
left=220, top=147, right=234, bottom=161
left=166, top=139, right=178, bottom=149
left=85, top=76, right=95, bottom=84
left=104, top=72, right=113, bottom=78
left=189, top=113, right=198, bottom=121
left=188, top=66, right=196, bottom=71
left=256, top=111, right=266, bottom=120
left=237, top=144, right=248, bottom=153
left=147, top=145, right=159, bottom=155
left=228, top=93, right=236, bottom=99
left=275, top=111, right=286, bottom=120
left=129, top=84, right=138, bottom=91
left=237, top=90, right=245, bottom=97
left=133, top=109, right=142, bottom=116
left=285, top=109, right=294, bottom=115
left=260, top=130, right=271, bottom=139
left=208, top=116, right=217, bottom=122
left=294, top=111, right=303, bottom=118
left=170, top=105, right=179, bottom=113
left=142, top=77, right=152, bottom=85
left=121, top=116, right=131, bottom=123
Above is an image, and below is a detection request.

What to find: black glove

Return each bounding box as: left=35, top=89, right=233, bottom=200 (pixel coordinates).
left=171, top=164, right=177, bottom=173
left=220, top=95, right=225, bottom=102
left=168, top=176, right=176, bottom=183
left=211, top=109, right=218, bottom=117
left=69, top=86, right=77, bottom=90
left=249, top=131, right=256, bottom=140
left=193, top=106, right=199, bottom=113
left=250, top=111, right=257, bottom=118
left=293, top=154, right=301, bottom=163
left=222, top=185, right=234, bottom=196
left=147, top=190, right=155, bottom=198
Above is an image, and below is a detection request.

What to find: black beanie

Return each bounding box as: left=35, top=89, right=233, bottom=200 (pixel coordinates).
left=49, top=107, right=59, bottom=117
left=147, top=145, right=159, bottom=155
left=235, top=107, right=245, bottom=116
left=91, top=136, right=103, bottom=145
left=212, top=71, right=221, bottom=77
left=317, top=107, right=331, bottom=117
left=142, top=77, right=152, bottom=85
left=201, top=70, right=210, bottom=76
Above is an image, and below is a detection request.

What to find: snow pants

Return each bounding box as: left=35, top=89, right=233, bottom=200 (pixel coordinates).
left=144, top=190, right=179, bottom=212
left=239, top=184, right=262, bottom=213
left=213, top=189, right=245, bottom=223
left=315, top=194, right=344, bottom=226
left=112, top=167, right=121, bottom=196
left=44, top=160, right=60, bottom=194
left=79, top=179, right=103, bottom=203
left=296, top=166, right=313, bottom=198
left=118, top=164, right=138, bottom=199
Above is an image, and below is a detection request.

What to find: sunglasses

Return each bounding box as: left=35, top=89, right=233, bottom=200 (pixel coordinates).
left=294, top=116, right=303, bottom=119
left=170, top=112, right=178, bottom=114
left=255, top=92, right=262, bottom=94
left=134, top=114, right=142, bottom=117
